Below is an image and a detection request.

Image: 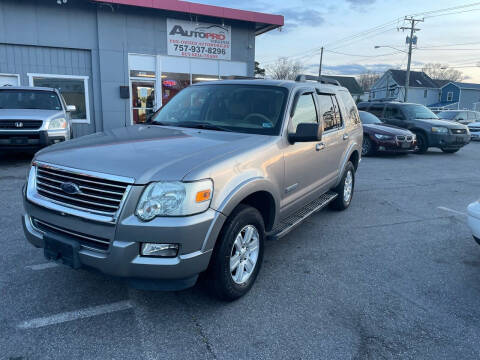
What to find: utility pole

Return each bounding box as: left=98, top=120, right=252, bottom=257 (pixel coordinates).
left=399, top=16, right=423, bottom=102
left=318, top=47, right=324, bottom=77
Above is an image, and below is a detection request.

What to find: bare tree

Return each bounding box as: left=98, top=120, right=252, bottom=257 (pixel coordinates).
left=421, top=63, right=465, bottom=82
left=266, top=57, right=303, bottom=80
left=357, top=71, right=381, bottom=92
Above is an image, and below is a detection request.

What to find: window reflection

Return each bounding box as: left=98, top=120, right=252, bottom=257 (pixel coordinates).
left=161, top=73, right=190, bottom=107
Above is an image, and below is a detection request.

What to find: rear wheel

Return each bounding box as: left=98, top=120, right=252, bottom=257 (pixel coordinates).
left=330, top=161, right=355, bottom=211
left=414, top=132, right=428, bottom=154
left=441, top=148, right=459, bottom=153
left=208, top=205, right=264, bottom=301
left=362, top=136, right=375, bottom=156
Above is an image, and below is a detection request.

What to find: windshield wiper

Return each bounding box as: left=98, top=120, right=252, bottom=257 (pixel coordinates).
left=175, top=122, right=233, bottom=132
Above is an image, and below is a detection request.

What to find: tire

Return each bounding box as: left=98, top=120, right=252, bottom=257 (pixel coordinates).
left=208, top=205, right=265, bottom=301
left=330, top=161, right=355, bottom=211
left=413, top=132, right=428, bottom=154
left=362, top=136, right=375, bottom=156
left=441, top=148, right=459, bottom=153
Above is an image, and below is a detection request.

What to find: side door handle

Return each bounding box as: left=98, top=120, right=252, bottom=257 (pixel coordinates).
left=343, top=134, right=349, bottom=140
left=316, top=142, right=325, bottom=151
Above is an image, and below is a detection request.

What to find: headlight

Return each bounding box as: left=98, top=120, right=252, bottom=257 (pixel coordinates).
left=135, top=179, right=213, bottom=221
left=374, top=133, right=393, bottom=140
left=431, top=126, right=448, bottom=133
left=48, top=118, right=67, bottom=130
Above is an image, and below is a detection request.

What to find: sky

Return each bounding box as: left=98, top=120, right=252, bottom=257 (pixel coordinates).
left=197, top=0, right=480, bottom=82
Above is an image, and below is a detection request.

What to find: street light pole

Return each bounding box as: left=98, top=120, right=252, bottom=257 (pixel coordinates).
left=318, top=47, right=324, bottom=77
left=400, top=16, right=423, bottom=102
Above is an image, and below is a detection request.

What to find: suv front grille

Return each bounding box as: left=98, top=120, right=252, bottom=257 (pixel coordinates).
left=0, top=120, right=43, bottom=130
left=35, top=165, right=130, bottom=216
left=32, top=218, right=110, bottom=251
left=451, top=128, right=467, bottom=134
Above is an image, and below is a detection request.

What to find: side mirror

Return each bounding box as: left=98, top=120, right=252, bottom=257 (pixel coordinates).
left=66, top=105, right=77, bottom=112
left=288, top=123, right=322, bottom=144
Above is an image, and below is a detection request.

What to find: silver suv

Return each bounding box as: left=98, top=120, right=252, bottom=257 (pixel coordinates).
left=0, top=86, right=75, bottom=151
left=23, top=77, right=362, bottom=300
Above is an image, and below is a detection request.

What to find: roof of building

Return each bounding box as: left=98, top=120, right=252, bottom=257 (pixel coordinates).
left=433, top=79, right=451, bottom=88
left=323, top=76, right=363, bottom=95
left=388, top=69, right=438, bottom=88
left=451, top=81, right=480, bottom=90
left=91, top=0, right=283, bottom=35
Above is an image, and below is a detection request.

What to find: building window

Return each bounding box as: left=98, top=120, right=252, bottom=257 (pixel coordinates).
left=28, top=74, right=90, bottom=124
left=424, top=89, right=428, bottom=98
left=371, top=92, right=376, bottom=99
left=447, top=91, right=453, bottom=102
left=161, top=73, right=191, bottom=107
left=389, top=89, right=395, bottom=98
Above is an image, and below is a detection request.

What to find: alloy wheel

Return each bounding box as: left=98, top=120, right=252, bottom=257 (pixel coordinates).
left=230, top=225, right=260, bottom=285
left=343, top=170, right=353, bottom=203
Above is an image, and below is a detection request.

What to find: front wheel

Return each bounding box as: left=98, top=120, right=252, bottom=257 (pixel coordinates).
left=208, top=205, right=265, bottom=301
left=362, top=136, right=375, bottom=156
left=414, top=132, right=428, bottom=154
left=330, top=161, right=355, bottom=211
left=441, top=148, right=459, bottom=153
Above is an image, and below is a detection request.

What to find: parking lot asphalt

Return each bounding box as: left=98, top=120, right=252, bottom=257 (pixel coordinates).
left=1, top=143, right=480, bottom=360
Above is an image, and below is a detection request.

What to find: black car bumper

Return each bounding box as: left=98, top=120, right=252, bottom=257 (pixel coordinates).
left=370, top=136, right=416, bottom=153
left=427, top=133, right=470, bottom=149
left=0, top=131, right=66, bottom=151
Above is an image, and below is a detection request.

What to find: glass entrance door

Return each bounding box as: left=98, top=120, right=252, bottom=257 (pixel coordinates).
left=131, top=81, right=155, bottom=124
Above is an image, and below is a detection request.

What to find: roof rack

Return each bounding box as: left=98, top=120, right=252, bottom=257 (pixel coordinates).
left=295, top=75, right=341, bottom=86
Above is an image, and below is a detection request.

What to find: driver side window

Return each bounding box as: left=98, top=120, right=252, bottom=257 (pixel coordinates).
left=384, top=106, right=405, bottom=120
left=291, top=94, right=317, bottom=132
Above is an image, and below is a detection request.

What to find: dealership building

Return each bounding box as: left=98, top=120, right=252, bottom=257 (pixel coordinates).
left=0, top=0, right=283, bottom=136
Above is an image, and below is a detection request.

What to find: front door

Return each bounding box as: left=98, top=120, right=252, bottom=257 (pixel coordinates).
left=283, top=91, right=331, bottom=212
left=131, top=80, right=155, bottom=124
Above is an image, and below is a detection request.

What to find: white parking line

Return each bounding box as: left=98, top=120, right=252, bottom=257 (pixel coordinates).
left=25, top=262, right=59, bottom=271
left=437, top=206, right=467, bottom=217
left=17, top=300, right=133, bottom=330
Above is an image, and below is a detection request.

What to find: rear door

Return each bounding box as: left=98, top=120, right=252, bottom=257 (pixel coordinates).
left=367, top=103, right=385, bottom=120
left=384, top=105, right=407, bottom=127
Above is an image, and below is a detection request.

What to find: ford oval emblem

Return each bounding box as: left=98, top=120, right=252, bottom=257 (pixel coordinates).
left=60, top=182, right=81, bottom=195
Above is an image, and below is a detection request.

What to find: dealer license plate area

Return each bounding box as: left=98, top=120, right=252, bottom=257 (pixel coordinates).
left=44, top=234, right=81, bottom=269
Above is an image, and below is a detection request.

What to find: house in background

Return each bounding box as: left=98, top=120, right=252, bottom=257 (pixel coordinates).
left=369, top=69, right=439, bottom=105
left=323, top=75, right=366, bottom=102
left=429, top=81, right=480, bottom=111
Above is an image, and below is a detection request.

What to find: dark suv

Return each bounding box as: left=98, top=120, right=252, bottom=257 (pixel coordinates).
left=357, top=102, right=470, bottom=153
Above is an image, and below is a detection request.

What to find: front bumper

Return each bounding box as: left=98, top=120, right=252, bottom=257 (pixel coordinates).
left=427, top=132, right=470, bottom=149
left=23, top=192, right=226, bottom=289
left=370, top=136, right=416, bottom=152
left=470, top=131, right=480, bottom=141
left=0, top=130, right=67, bottom=150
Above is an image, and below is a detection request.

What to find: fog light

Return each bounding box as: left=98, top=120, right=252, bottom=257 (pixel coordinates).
left=141, top=243, right=179, bottom=257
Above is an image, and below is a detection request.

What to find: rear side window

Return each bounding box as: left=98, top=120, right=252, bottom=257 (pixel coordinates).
left=368, top=104, right=385, bottom=118
left=384, top=106, right=405, bottom=120
left=467, top=112, right=476, bottom=121
left=317, top=94, right=342, bottom=132
left=291, top=94, right=317, bottom=132
left=338, top=91, right=360, bottom=125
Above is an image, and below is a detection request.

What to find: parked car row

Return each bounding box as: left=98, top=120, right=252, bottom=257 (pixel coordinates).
left=357, top=101, right=472, bottom=155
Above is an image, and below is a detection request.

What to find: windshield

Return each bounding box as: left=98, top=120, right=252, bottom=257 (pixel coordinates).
left=0, top=90, right=62, bottom=110
left=437, top=111, right=458, bottom=120
left=359, top=111, right=382, bottom=124
left=151, top=84, right=288, bottom=135
left=403, top=104, right=438, bottom=119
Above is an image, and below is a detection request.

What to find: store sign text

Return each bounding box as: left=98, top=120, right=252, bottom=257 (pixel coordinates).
left=167, top=19, right=231, bottom=60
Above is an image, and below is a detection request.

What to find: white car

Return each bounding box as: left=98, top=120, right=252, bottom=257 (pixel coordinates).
left=469, top=122, right=480, bottom=141
left=468, top=200, right=480, bottom=245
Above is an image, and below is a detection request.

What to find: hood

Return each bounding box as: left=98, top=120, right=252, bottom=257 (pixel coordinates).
left=0, top=109, right=64, bottom=120
left=34, top=125, right=268, bottom=184
left=414, top=118, right=466, bottom=128
left=363, top=123, right=412, bottom=135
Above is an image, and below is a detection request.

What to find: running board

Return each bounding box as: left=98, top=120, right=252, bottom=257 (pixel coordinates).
left=267, top=191, right=338, bottom=241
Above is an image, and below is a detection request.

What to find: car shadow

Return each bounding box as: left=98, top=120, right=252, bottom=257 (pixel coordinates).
left=0, top=151, right=34, bottom=166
